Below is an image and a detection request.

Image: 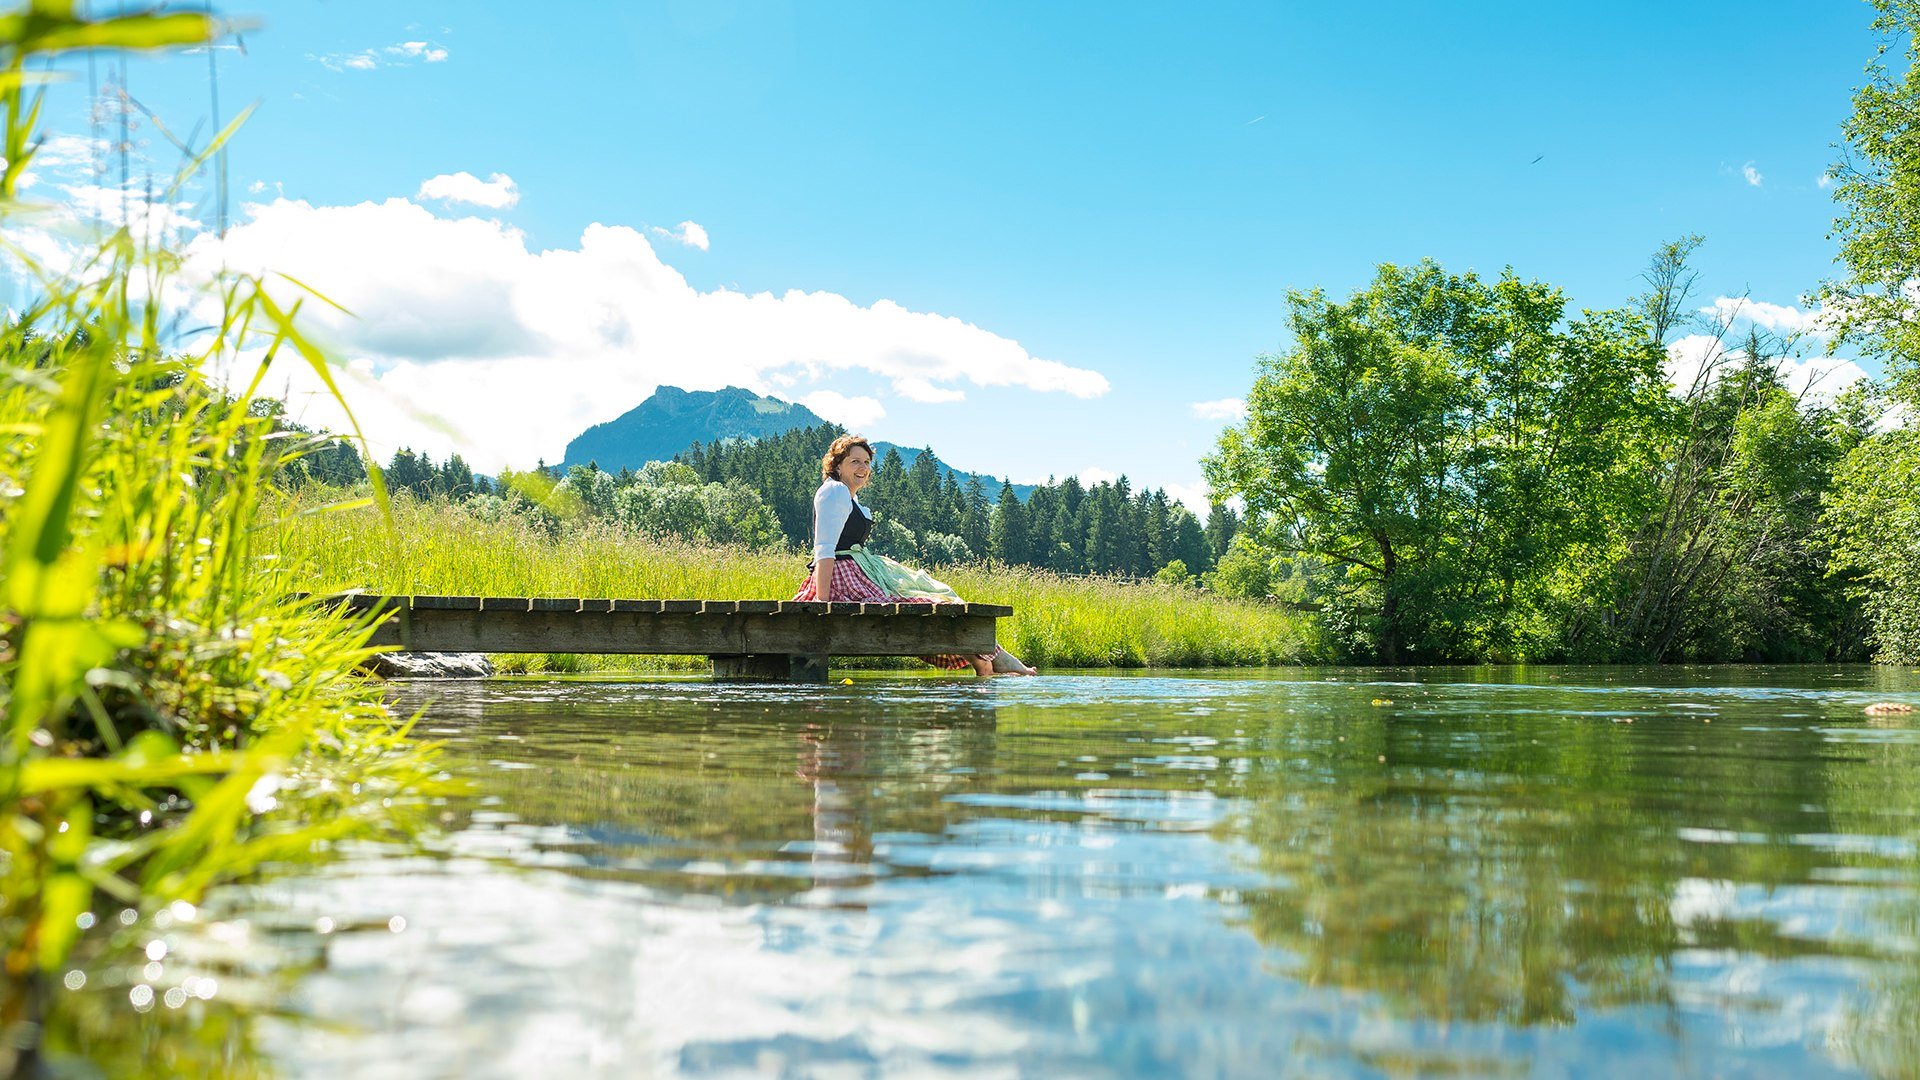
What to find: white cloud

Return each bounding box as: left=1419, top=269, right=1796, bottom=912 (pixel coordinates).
left=417, top=171, right=519, bottom=210
left=797, top=391, right=885, bottom=431
left=1817, top=172, right=1834, bottom=189
left=1190, top=397, right=1246, bottom=421
left=649, top=220, right=709, bottom=251
left=177, top=195, right=1108, bottom=471
left=893, top=377, right=965, bottom=404
left=1076, top=467, right=1119, bottom=486
left=1162, top=480, right=1212, bottom=514
left=1742, top=162, right=1764, bottom=186
left=312, top=41, right=450, bottom=72
left=392, top=41, right=449, bottom=62
left=1701, top=296, right=1826, bottom=336
left=1664, top=333, right=1867, bottom=403
left=1776, top=354, right=1869, bottom=402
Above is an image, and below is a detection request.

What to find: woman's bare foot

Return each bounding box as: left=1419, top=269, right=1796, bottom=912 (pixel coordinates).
left=991, top=646, right=1037, bottom=676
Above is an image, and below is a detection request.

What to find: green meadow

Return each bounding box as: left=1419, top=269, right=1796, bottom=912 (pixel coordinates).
left=266, top=493, right=1312, bottom=672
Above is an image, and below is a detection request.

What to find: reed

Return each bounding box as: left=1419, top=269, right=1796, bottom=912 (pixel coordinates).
left=0, top=4, right=438, bottom=1037
left=267, top=494, right=1311, bottom=669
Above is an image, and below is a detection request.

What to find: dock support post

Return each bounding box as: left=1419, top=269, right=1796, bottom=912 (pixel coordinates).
left=711, top=654, right=829, bottom=683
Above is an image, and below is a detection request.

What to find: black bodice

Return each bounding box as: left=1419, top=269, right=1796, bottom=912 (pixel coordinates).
left=834, top=503, right=871, bottom=554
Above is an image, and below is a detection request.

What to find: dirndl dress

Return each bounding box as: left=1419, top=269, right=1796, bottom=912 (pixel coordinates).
left=792, top=546, right=991, bottom=671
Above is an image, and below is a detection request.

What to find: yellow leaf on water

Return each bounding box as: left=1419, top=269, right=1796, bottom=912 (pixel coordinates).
left=1371, top=698, right=1392, bottom=706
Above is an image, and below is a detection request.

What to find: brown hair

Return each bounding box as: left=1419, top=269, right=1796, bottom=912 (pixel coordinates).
left=821, top=434, right=875, bottom=481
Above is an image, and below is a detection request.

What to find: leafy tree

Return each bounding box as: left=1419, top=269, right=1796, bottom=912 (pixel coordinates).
left=1206, top=260, right=1669, bottom=662
left=1205, top=533, right=1273, bottom=599
left=1818, top=0, right=1920, bottom=662
left=1154, top=559, right=1195, bottom=587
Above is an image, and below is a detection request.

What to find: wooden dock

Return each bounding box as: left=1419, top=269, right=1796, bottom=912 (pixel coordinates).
left=320, top=594, right=1013, bottom=683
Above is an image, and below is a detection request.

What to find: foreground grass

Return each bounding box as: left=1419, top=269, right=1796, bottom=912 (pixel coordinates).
left=268, top=495, right=1311, bottom=669
left=0, top=13, right=444, bottom=1071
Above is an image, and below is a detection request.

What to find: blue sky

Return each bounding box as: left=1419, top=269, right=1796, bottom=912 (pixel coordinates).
left=25, top=0, right=1882, bottom=506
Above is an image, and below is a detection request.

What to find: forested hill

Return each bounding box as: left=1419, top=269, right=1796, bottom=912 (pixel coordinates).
left=560, top=385, right=824, bottom=470
left=557, top=384, right=1038, bottom=500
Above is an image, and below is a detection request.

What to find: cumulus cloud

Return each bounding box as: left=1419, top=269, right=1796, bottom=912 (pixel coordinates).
left=1076, top=467, right=1119, bottom=486
left=650, top=220, right=709, bottom=251
left=1701, top=296, right=1827, bottom=336
left=417, top=171, right=519, bottom=209
left=1742, top=162, right=1763, bottom=186
left=797, top=391, right=885, bottom=431
left=1665, top=333, right=1867, bottom=404
left=894, top=377, right=965, bottom=404
left=175, top=195, right=1108, bottom=471
left=1190, top=397, right=1247, bottom=421
left=1162, top=480, right=1212, bottom=514
left=1817, top=172, right=1834, bottom=189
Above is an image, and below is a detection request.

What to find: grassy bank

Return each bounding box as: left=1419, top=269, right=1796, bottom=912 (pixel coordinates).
left=267, top=495, right=1311, bottom=669
left=0, top=10, right=442, bottom=1065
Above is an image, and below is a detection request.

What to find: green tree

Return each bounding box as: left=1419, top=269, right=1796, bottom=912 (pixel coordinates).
left=990, top=481, right=1028, bottom=565
left=1205, top=260, right=1669, bottom=662
left=1819, top=0, right=1920, bottom=662
left=387, top=447, right=436, bottom=498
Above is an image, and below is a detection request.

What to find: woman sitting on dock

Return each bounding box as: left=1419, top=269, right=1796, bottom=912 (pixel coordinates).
left=793, top=434, right=1036, bottom=677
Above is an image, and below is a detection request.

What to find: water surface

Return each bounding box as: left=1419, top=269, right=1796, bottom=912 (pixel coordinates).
left=56, top=666, right=1920, bottom=1076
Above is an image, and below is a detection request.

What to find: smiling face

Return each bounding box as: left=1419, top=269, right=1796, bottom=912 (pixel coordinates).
left=835, top=445, right=873, bottom=493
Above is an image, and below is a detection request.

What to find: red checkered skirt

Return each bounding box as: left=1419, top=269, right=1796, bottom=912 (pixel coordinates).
left=794, top=559, right=989, bottom=671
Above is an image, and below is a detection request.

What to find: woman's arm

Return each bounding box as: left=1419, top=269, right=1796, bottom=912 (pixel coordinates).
left=810, top=482, right=854, bottom=602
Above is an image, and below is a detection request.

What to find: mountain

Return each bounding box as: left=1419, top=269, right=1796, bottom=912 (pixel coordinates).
left=558, top=386, right=1036, bottom=498
left=561, top=386, right=826, bottom=471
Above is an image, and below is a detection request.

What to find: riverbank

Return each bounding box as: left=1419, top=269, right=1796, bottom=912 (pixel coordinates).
left=266, top=495, right=1313, bottom=670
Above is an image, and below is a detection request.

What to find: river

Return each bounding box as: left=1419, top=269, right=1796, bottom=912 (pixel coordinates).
left=39, top=665, right=1920, bottom=1077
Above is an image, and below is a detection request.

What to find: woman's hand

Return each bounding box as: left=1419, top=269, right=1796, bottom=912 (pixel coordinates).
left=812, top=556, right=834, bottom=602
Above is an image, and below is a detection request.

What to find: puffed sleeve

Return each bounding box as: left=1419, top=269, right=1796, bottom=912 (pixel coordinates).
left=812, top=481, right=854, bottom=561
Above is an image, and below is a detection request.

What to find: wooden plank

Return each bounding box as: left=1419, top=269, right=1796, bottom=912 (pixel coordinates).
left=530, top=597, right=582, bottom=613
left=338, top=593, right=397, bottom=612
left=579, top=599, right=613, bottom=613
left=369, top=608, right=998, bottom=656
left=411, top=595, right=480, bottom=611
left=611, top=599, right=663, bottom=613
left=735, top=600, right=781, bottom=615
left=701, top=600, right=739, bottom=615
left=781, top=601, right=828, bottom=615
left=481, top=597, right=531, bottom=612
left=894, top=603, right=936, bottom=616
left=659, top=600, right=703, bottom=614
left=824, top=602, right=866, bottom=615
left=963, top=603, right=1014, bottom=617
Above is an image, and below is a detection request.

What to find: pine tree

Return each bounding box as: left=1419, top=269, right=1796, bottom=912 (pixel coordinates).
left=990, top=481, right=1026, bottom=565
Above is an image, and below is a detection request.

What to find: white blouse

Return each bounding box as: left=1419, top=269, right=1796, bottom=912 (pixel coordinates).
left=812, top=480, right=872, bottom=561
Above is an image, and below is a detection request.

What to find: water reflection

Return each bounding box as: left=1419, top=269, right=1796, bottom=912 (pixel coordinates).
left=34, top=667, right=1920, bottom=1077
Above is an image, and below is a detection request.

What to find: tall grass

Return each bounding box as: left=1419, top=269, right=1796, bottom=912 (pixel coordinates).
left=0, top=4, right=438, bottom=1056
left=268, top=494, right=1312, bottom=669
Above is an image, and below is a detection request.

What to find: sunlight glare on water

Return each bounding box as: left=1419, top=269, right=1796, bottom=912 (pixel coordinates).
left=65, top=666, right=1920, bottom=1077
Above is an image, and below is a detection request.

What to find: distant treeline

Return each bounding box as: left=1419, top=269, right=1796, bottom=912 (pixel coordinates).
left=680, top=423, right=1231, bottom=580
left=284, top=418, right=1240, bottom=586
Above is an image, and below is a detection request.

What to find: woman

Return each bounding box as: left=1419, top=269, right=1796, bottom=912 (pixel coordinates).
left=794, top=434, right=1036, bottom=677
